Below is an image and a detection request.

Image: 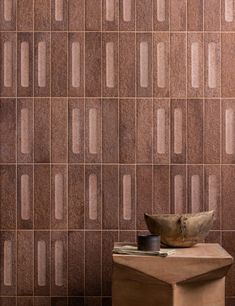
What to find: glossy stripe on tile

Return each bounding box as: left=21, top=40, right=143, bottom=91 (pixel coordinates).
left=174, top=174, right=184, bottom=213
left=157, top=0, right=165, bottom=22
left=225, top=0, right=233, bottom=22
left=71, top=42, right=80, bottom=88
left=55, top=0, right=63, bottom=21
left=21, top=108, right=30, bottom=154
left=20, top=42, right=29, bottom=87
left=106, top=42, right=114, bottom=88
left=21, top=174, right=30, bottom=220
left=123, top=174, right=132, bottom=220
left=54, top=240, right=63, bottom=286
left=72, top=108, right=80, bottom=154
left=191, top=42, right=199, bottom=88
left=225, top=108, right=234, bottom=154
left=208, top=42, right=217, bottom=89
left=157, top=42, right=165, bottom=88
left=89, top=174, right=97, bottom=220
left=106, top=0, right=115, bottom=21
left=157, top=108, right=166, bottom=154
left=89, top=108, right=97, bottom=154
left=174, top=108, right=183, bottom=154
left=55, top=173, right=64, bottom=220
left=191, top=175, right=200, bottom=212
left=123, top=0, right=132, bottom=22
left=4, top=41, right=12, bottom=88
left=38, top=41, right=46, bottom=88
left=37, top=240, right=46, bottom=287
left=4, top=0, right=13, bottom=22
left=208, top=175, right=217, bottom=211
left=140, top=41, right=148, bottom=88
left=4, top=240, right=12, bottom=286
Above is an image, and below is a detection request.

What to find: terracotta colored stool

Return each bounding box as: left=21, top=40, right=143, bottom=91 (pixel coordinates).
left=112, top=243, right=233, bottom=306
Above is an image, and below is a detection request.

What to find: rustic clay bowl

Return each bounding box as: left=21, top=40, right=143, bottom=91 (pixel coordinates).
left=144, top=211, right=214, bottom=248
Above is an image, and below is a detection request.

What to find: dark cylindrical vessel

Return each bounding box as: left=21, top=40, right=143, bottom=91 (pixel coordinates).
left=137, top=235, right=160, bottom=252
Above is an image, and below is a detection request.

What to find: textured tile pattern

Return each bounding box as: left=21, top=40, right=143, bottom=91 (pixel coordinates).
left=0, top=0, right=234, bottom=304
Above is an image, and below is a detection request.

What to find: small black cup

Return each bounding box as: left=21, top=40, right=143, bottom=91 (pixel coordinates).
left=137, top=235, right=160, bottom=252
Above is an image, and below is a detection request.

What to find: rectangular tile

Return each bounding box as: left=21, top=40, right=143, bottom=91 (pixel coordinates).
left=51, top=297, right=68, bottom=306
left=170, top=34, right=186, bottom=98
left=0, top=99, right=16, bottom=163
left=17, top=231, right=33, bottom=296
left=0, top=0, right=16, bottom=30
left=153, top=0, right=169, bottom=30
left=102, top=0, right=118, bottom=30
left=85, top=165, right=101, bottom=229
left=170, top=165, right=187, bottom=213
left=85, top=231, right=101, bottom=296
left=153, top=165, right=170, bottom=214
left=17, top=0, right=33, bottom=30
left=51, top=98, right=68, bottom=163
left=102, top=99, right=118, bottom=163
left=222, top=34, right=235, bottom=97
left=68, top=0, right=85, bottom=30
left=136, top=99, right=152, bottom=163
left=34, top=165, right=50, bottom=229
left=34, top=0, right=51, bottom=30
left=119, top=165, right=136, bottom=230
left=204, top=99, right=220, bottom=164
left=119, top=0, right=135, bottom=30
left=68, top=231, right=84, bottom=296
left=51, top=32, right=67, bottom=97
left=222, top=0, right=235, bottom=31
left=204, top=0, right=220, bottom=31
left=153, top=33, right=170, bottom=98
left=0, top=166, right=16, bottom=229
left=222, top=232, right=235, bottom=296
left=69, top=298, right=84, bottom=306
left=17, top=33, right=33, bottom=97
left=187, top=99, right=203, bottom=164
left=170, top=0, right=186, bottom=30
left=187, top=165, right=203, bottom=213
left=187, top=0, right=203, bottom=31
left=102, top=165, right=118, bottom=229
left=119, top=231, right=136, bottom=243
left=17, top=297, right=33, bottom=306
left=0, top=32, right=16, bottom=97
left=136, top=0, right=152, bottom=31
left=136, top=34, right=153, bottom=97
left=68, top=165, right=84, bottom=229
left=153, top=99, right=170, bottom=164
left=34, top=297, right=51, bottom=306
left=222, top=99, right=235, bottom=163
left=85, top=297, right=101, bottom=306
left=0, top=298, right=16, bottom=306
left=119, top=33, right=135, bottom=97
left=85, top=33, right=101, bottom=97
left=136, top=166, right=152, bottom=230
left=119, top=99, right=135, bottom=163
left=34, top=98, right=50, bottom=163
left=222, top=166, right=235, bottom=230
left=102, top=33, right=118, bottom=97
left=85, top=0, right=101, bottom=30
left=51, top=0, right=68, bottom=30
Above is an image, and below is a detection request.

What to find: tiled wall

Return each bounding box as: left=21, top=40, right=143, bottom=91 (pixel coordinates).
left=0, top=0, right=235, bottom=305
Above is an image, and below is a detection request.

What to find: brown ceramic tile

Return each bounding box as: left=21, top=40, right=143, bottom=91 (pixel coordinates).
left=51, top=231, right=68, bottom=296
left=17, top=33, right=33, bottom=97
left=187, top=33, right=203, bottom=97
left=136, top=0, right=153, bottom=31
left=222, top=166, right=235, bottom=230
left=85, top=0, right=101, bottom=30
left=136, top=33, right=153, bottom=97
left=153, top=0, right=169, bottom=31
left=34, top=98, right=50, bottom=163
left=102, top=33, right=118, bottom=97
left=119, top=99, right=135, bottom=163
left=119, top=231, right=136, bottom=243
left=102, top=165, right=119, bottom=229
left=34, top=0, right=51, bottom=30
left=68, top=165, right=84, bottom=229
left=153, top=165, right=170, bottom=214
left=119, top=33, right=135, bottom=97
left=17, top=297, right=33, bottom=306
left=51, top=298, right=68, bottom=306
left=34, top=32, right=51, bottom=97
left=17, top=0, right=33, bottom=31
left=17, top=165, right=33, bottom=229
left=170, top=99, right=186, bottom=164
left=222, top=99, right=235, bottom=164
left=205, top=231, right=221, bottom=244
left=0, top=166, right=16, bottom=229
left=119, top=0, right=135, bottom=31
left=136, top=166, right=152, bottom=230
left=0, top=32, right=16, bottom=97
left=136, top=99, right=152, bottom=163
left=102, top=99, right=119, bottom=163
left=85, top=231, right=101, bottom=296
left=68, top=231, right=84, bottom=296
left=17, top=231, right=33, bottom=296
left=68, top=99, right=84, bottom=163
left=170, top=0, right=186, bottom=31
left=222, top=0, right=235, bottom=31
left=51, top=98, right=68, bottom=163
left=204, top=99, right=220, bottom=164
left=51, top=33, right=67, bottom=97
left=51, top=165, right=68, bottom=229
left=222, top=34, right=235, bottom=97
left=226, top=299, right=235, bottom=306
left=0, top=231, right=16, bottom=296
left=204, top=0, right=221, bottom=31
left=34, top=231, right=50, bottom=296
left=153, top=99, right=170, bottom=164
left=153, top=33, right=170, bottom=98
left=68, top=0, right=85, bottom=30
left=102, top=298, right=112, bottom=306
left=170, top=165, right=187, bottom=213
left=187, top=165, right=203, bottom=213
left=102, top=0, right=119, bottom=31
left=102, top=231, right=118, bottom=295
left=85, top=165, right=101, bottom=229
left=68, top=33, right=84, bottom=97
left=17, top=98, right=34, bottom=163
left=85, top=99, right=101, bottom=163
left=204, top=165, right=221, bottom=230
left=187, top=99, right=203, bottom=164
left=69, top=298, right=84, bottom=306
left=0, top=298, right=16, bottom=306
left=34, top=165, right=50, bottom=229
left=204, top=33, right=221, bottom=97
left=85, top=297, right=102, bottom=306
left=51, top=0, right=68, bottom=30
left=187, top=0, right=203, bottom=31
left=170, top=34, right=186, bottom=98
left=0, top=0, right=16, bottom=30
left=0, top=99, right=16, bottom=163
left=34, top=297, right=51, bottom=306
left=119, top=165, right=136, bottom=230
left=222, top=232, right=235, bottom=296
left=85, top=33, right=101, bottom=97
